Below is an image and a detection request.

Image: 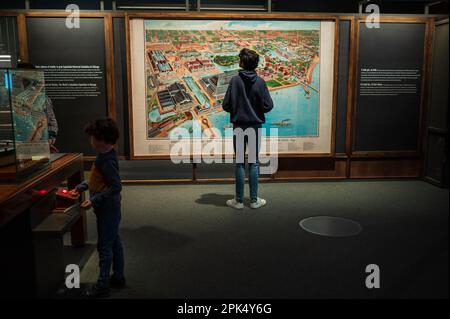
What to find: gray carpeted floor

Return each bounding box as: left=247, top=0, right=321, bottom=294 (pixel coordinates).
left=65, top=180, right=448, bottom=299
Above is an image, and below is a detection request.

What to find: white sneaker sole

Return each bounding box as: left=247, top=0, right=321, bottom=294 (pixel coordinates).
left=226, top=200, right=244, bottom=210
left=250, top=199, right=267, bottom=209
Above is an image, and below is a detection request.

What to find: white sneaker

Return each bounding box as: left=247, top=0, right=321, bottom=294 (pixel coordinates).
left=250, top=197, right=267, bottom=209
left=226, top=198, right=244, bottom=210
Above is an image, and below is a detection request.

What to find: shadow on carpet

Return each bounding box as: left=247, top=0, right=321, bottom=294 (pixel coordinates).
left=195, top=193, right=231, bottom=207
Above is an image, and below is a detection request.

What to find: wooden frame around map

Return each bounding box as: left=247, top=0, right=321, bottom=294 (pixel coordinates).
left=125, top=12, right=340, bottom=160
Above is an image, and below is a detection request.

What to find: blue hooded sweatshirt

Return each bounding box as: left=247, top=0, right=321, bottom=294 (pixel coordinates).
left=222, top=70, right=274, bottom=125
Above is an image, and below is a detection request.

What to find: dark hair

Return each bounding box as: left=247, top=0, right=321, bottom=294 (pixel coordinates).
left=84, top=118, right=119, bottom=145
left=239, top=48, right=259, bottom=71
left=17, top=62, right=36, bottom=69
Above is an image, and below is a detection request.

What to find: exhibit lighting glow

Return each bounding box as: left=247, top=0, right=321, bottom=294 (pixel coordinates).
left=4, top=73, right=12, bottom=90
left=32, top=189, right=48, bottom=196
left=0, top=55, right=12, bottom=62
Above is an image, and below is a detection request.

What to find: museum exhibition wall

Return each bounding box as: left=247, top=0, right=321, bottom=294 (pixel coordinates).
left=0, top=8, right=447, bottom=182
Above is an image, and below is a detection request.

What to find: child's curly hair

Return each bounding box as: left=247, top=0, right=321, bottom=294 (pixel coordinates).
left=84, top=118, right=119, bottom=145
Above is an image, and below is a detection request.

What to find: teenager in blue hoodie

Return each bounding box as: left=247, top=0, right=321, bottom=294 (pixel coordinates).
left=222, top=48, right=274, bottom=209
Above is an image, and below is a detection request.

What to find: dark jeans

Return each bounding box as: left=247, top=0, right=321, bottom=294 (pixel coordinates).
left=95, top=201, right=124, bottom=288
left=233, top=124, right=262, bottom=203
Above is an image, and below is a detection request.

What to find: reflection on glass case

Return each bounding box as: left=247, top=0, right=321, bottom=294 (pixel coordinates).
left=0, top=68, right=50, bottom=182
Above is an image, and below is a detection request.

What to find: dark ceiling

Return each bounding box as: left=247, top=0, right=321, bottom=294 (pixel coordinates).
left=0, top=0, right=448, bottom=14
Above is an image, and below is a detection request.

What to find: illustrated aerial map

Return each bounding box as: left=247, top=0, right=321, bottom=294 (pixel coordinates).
left=1, top=70, right=48, bottom=145
left=11, top=70, right=49, bottom=143
left=143, top=20, right=321, bottom=140
left=0, top=69, right=50, bottom=169
left=130, top=19, right=335, bottom=156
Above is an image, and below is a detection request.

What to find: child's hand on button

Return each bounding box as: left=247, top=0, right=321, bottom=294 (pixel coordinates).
left=69, top=189, right=80, bottom=197
left=80, top=199, right=92, bottom=210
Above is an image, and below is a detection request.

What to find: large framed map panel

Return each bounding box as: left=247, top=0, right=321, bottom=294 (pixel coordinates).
left=128, top=15, right=337, bottom=159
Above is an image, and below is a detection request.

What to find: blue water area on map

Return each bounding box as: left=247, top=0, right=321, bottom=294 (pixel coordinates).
left=267, top=49, right=289, bottom=62
left=12, top=95, right=48, bottom=142
left=207, top=64, right=320, bottom=137
left=168, top=119, right=194, bottom=138
left=14, top=116, right=48, bottom=142
left=175, top=119, right=194, bottom=134
left=14, top=116, right=34, bottom=141
left=148, top=108, right=176, bottom=122
left=149, top=63, right=320, bottom=138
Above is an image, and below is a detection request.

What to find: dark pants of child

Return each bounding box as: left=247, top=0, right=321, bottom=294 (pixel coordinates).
left=95, top=201, right=124, bottom=288
left=233, top=124, right=262, bottom=203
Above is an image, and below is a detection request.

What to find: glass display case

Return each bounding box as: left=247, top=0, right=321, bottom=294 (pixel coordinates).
left=0, top=68, right=50, bottom=182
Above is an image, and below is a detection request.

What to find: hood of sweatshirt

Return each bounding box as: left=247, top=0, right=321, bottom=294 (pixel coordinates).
left=239, top=70, right=258, bottom=84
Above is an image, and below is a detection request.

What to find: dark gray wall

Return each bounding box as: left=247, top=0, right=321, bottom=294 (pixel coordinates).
left=113, top=17, right=129, bottom=157
left=335, top=20, right=350, bottom=154
left=26, top=17, right=108, bottom=156
left=354, top=23, right=426, bottom=152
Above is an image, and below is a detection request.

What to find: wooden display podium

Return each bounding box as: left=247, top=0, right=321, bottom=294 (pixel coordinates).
left=0, top=153, right=86, bottom=298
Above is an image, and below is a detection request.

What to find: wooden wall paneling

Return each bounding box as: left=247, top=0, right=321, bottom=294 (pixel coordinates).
left=334, top=16, right=356, bottom=178
left=2, top=10, right=437, bottom=182
left=350, top=18, right=361, bottom=158
left=126, top=12, right=339, bottom=20
left=125, top=14, right=136, bottom=160
left=104, top=14, right=118, bottom=122
left=23, top=11, right=124, bottom=18
left=0, top=12, right=21, bottom=17
left=347, top=17, right=432, bottom=178
left=345, top=16, right=357, bottom=178
left=351, top=17, right=431, bottom=158
left=423, top=18, right=448, bottom=186
left=330, top=17, right=339, bottom=156
left=350, top=158, right=422, bottom=178
left=418, top=18, right=435, bottom=176
left=350, top=150, right=421, bottom=158
left=274, top=157, right=347, bottom=180
left=16, top=13, right=28, bottom=62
